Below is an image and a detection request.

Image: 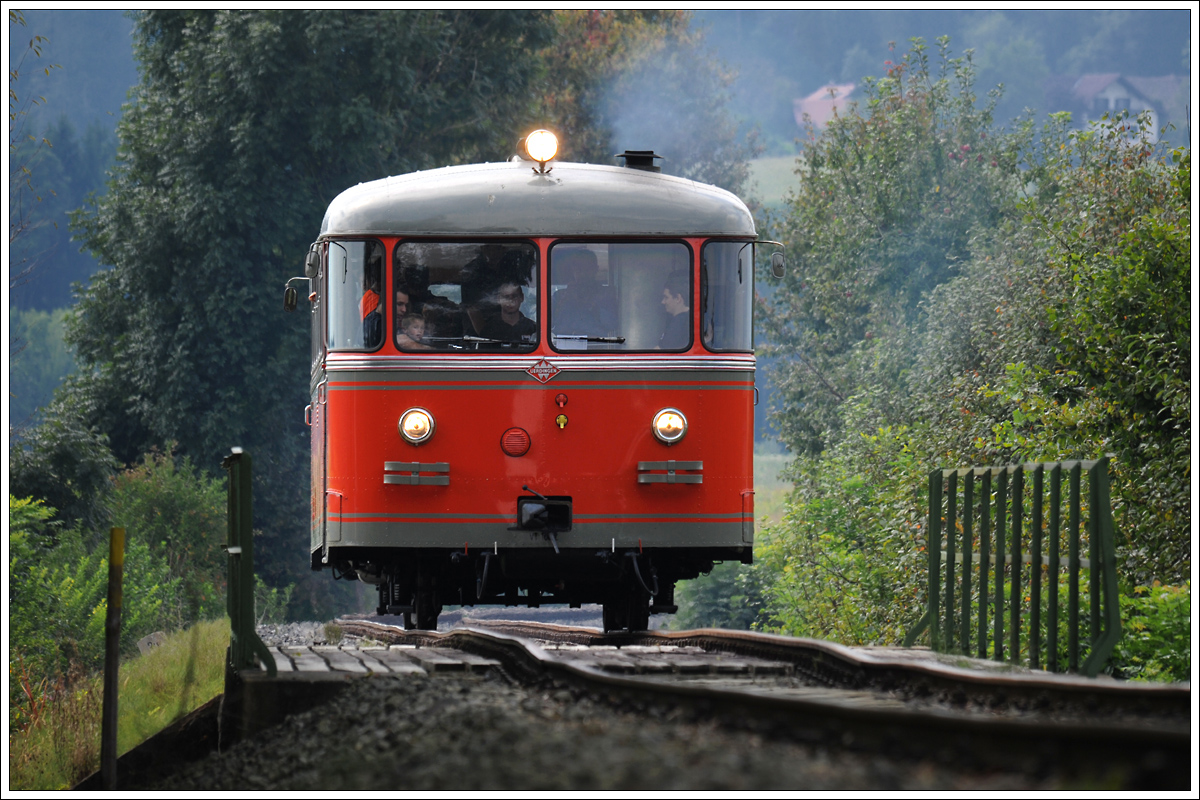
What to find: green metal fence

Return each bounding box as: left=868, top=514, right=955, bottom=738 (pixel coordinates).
left=904, top=459, right=1121, bottom=677
left=222, top=448, right=276, bottom=677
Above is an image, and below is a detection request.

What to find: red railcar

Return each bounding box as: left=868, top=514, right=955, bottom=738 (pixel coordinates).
left=294, top=135, right=765, bottom=631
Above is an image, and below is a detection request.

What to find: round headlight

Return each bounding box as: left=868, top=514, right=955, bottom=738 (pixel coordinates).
left=652, top=408, right=687, bottom=445
left=525, top=129, right=559, bottom=163
left=399, top=408, right=435, bottom=445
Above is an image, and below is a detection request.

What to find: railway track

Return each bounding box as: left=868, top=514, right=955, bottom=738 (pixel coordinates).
left=93, top=619, right=1190, bottom=790
left=334, top=618, right=1190, bottom=788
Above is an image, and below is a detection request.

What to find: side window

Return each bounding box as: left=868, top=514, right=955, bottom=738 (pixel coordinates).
left=310, top=251, right=323, bottom=369
left=701, top=240, right=753, bottom=352
left=327, top=240, right=385, bottom=351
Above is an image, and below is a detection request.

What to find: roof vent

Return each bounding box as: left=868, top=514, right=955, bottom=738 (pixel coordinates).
left=616, top=150, right=663, bottom=172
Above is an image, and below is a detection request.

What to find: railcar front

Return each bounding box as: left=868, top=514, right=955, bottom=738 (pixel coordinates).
left=300, top=154, right=758, bottom=631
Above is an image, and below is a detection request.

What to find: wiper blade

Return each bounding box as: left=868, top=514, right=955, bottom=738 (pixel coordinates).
left=554, top=334, right=626, bottom=343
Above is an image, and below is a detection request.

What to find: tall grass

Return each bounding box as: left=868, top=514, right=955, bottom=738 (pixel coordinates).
left=9, top=619, right=229, bottom=789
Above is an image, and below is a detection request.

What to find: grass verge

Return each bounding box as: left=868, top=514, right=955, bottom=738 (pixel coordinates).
left=8, top=618, right=229, bottom=789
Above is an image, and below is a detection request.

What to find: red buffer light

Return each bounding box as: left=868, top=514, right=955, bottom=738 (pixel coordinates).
left=501, top=427, right=531, bottom=457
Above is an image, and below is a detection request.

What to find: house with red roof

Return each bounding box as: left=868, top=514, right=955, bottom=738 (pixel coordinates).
left=792, top=83, right=858, bottom=132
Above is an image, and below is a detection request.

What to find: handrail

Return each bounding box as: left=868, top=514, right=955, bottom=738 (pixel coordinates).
left=904, top=459, right=1121, bottom=677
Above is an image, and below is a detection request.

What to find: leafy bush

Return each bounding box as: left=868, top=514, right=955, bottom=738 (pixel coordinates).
left=9, top=496, right=178, bottom=727
left=107, top=447, right=228, bottom=622
left=758, top=404, right=928, bottom=643
left=671, top=561, right=766, bottom=631
left=254, top=575, right=296, bottom=625
left=1111, top=582, right=1191, bottom=682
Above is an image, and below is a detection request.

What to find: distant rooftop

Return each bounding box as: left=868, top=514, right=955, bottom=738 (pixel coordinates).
left=793, top=83, right=857, bottom=131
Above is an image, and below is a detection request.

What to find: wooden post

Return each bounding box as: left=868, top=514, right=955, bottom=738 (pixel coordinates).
left=101, top=527, right=126, bottom=789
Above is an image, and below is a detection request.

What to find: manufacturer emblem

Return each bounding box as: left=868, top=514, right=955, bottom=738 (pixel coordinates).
left=526, top=359, right=561, bottom=383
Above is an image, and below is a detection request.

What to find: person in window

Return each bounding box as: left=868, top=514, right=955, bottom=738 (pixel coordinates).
left=397, top=267, right=463, bottom=345
left=552, top=248, right=616, bottom=338
left=361, top=272, right=383, bottom=347
left=478, top=282, right=536, bottom=343
left=658, top=270, right=690, bottom=349
left=393, top=284, right=418, bottom=347
left=396, top=313, right=433, bottom=350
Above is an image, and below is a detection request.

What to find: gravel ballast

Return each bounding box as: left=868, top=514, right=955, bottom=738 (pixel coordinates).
left=147, top=662, right=1058, bottom=790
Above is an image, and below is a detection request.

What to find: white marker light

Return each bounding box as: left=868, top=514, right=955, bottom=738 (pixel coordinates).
left=525, top=129, right=559, bottom=164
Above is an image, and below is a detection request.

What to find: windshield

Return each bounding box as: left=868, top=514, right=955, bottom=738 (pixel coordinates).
left=393, top=241, right=538, bottom=352
left=549, top=242, right=691, bottom=352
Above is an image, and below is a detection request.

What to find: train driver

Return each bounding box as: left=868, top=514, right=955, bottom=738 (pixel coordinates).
left=551, top=248, right=617, bottom=338
left=478, top=282, right=537, bottom=343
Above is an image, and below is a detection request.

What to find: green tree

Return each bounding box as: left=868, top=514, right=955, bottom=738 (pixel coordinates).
left=8, top=10, right=59, bottom=269
left=63, top=11, right=556, bottom=615
left=1028, top=118, right=1190, bottom=585
left=9, top=400, right=119, bottom=532
left=760, top=39, right=1023, bottom=456
left=8, top=306, right=77, bottom=428
left=757, top=103, right=1189, bottom=651
left=10, top=117, right=118, bottom=311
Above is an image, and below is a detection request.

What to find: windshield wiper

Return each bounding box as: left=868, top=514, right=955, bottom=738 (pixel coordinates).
left=553, top=334, right=626, bottom=343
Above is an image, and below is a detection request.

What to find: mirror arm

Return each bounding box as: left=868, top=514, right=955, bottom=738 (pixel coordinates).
left=283, top=276, right=312, bottom=313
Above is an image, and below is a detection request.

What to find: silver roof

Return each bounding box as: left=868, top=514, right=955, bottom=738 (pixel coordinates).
left=319, top=160, right=756, bottom=238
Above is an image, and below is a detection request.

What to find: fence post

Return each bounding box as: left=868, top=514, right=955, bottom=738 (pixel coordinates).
left=943, top=470, right=957, bottom=650
left=1082, top=458, right=1123, bottom=677
left=222, top=448, right=276, bottom=677
left=927, top=469, right=942, bottom=650
left=101, top=527, right=125, bottom=790
left=1029, top=465, right=1043, bottom=670
left=1008, top=467, right=1023, bottom=664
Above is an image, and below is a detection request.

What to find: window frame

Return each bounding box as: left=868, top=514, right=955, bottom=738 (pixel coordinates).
left=391, top=237, right=541, bottom=354
left=700, top=238, right=756, bottom=354
left=547, top=238, right=695, bottom=355
left=325, top=237, right=387, bottom=354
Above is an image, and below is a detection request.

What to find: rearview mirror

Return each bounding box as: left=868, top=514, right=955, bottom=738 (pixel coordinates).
left=284, top=285, right=298, bottom=312
left=304, top=247, right=320, bottom=279
left=771, top=251, right=786, bottom=279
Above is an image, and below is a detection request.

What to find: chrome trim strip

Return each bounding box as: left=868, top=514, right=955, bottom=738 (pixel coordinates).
left=384, top=462, right=450, bottom=473
left=383, top=461, right=451, bottom=486
left=331, top=511, right=745, bottom=520
left=383, top=474, right=450, bottom=486
left=638, top=460, right=703, bottom=471
left=638, top=474, right=703, bottom=484
left=326, top=354, right=754, bottom=372
left=330, top=383, right=751, bottom=392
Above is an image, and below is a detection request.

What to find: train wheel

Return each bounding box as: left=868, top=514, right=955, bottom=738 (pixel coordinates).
left=414, top=585, right=441, bottom=630
left=627, top=592, right=651, bottom=632
left=602, top=589, right=651, bottom=632
left=601, top=599, right=626, bottom=633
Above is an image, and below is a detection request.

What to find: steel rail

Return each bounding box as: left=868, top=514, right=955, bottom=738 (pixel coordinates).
left=339, top=619, right=1190, bottom=788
